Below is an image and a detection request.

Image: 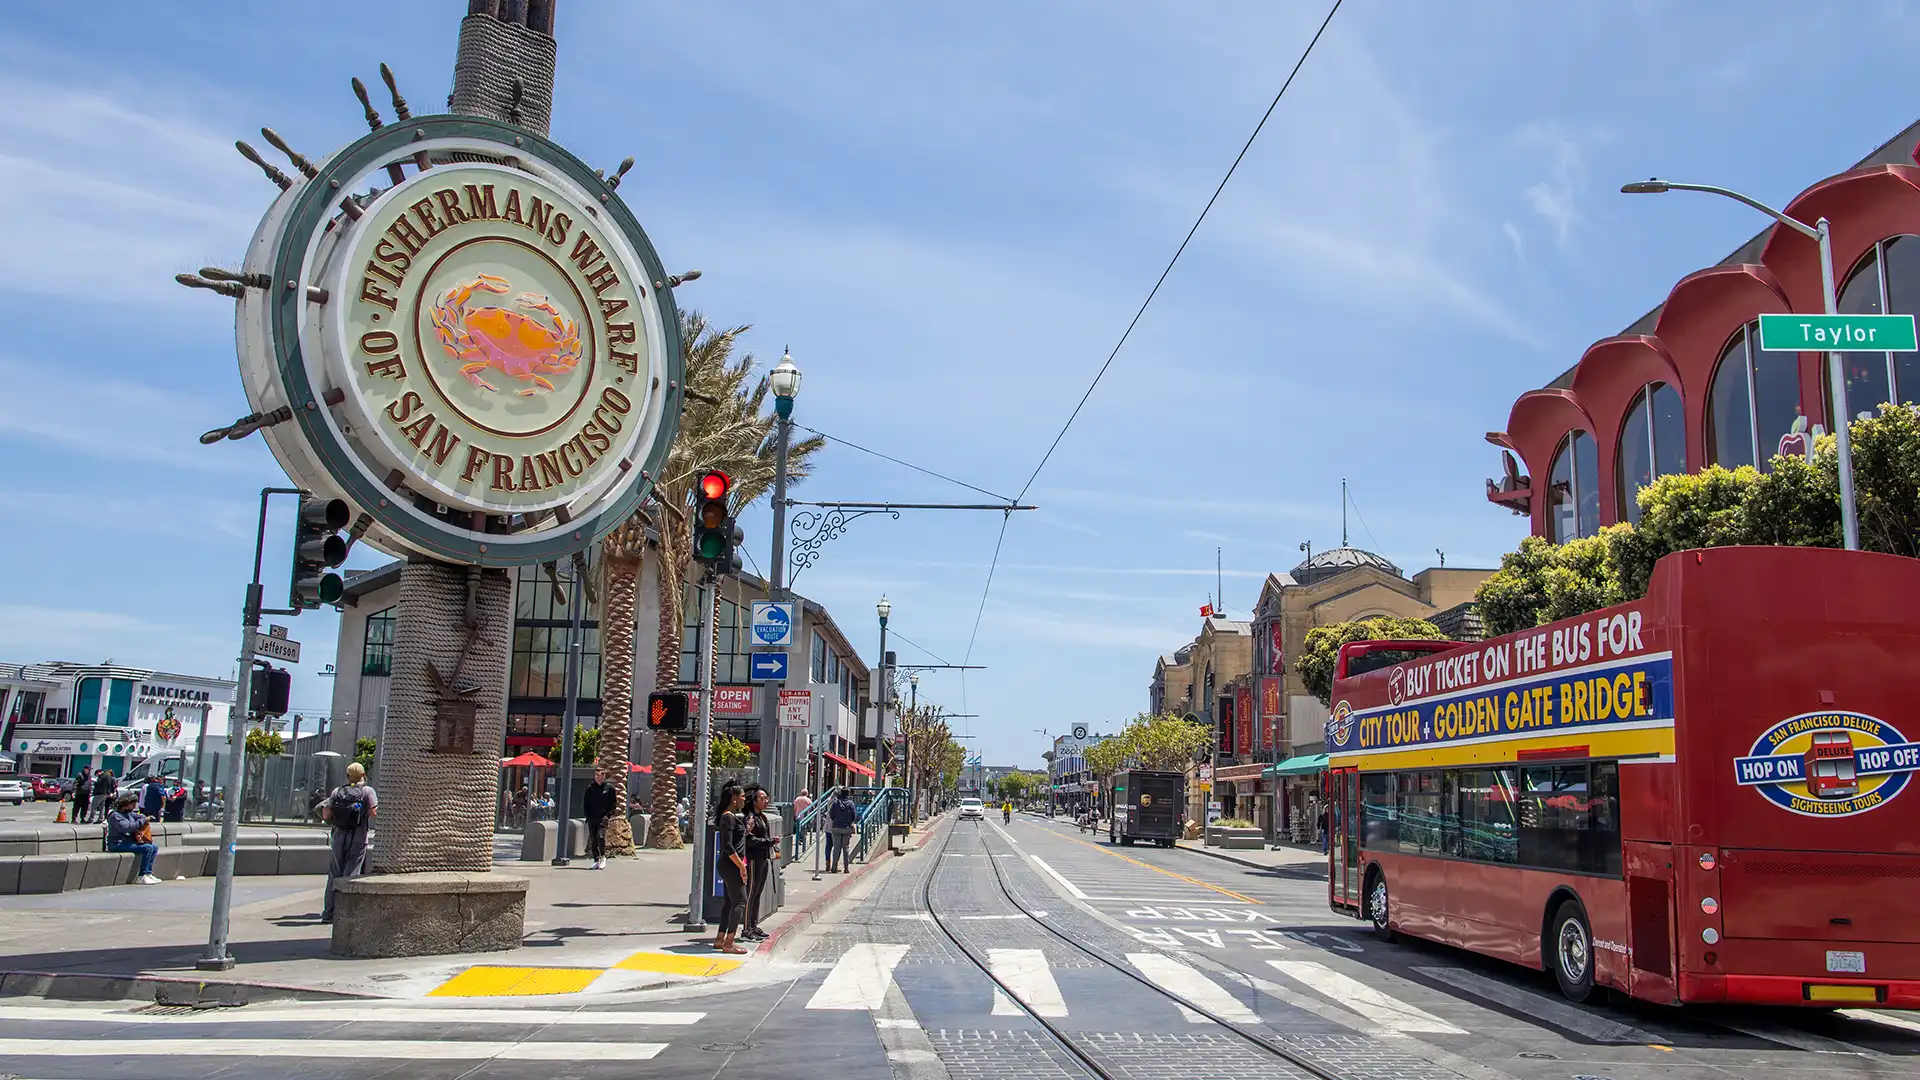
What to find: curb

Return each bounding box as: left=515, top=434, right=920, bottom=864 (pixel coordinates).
left=758, top=817, right=946, bottom=957
left=0, top=969, right=379, bottom=1005
left=1175, top=842, right=1328, bottom=875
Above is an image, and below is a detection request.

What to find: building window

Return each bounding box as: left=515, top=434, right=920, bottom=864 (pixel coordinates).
left=1830, top=236, right=1920, bottom=425
left=811, top=632, right=827, bottom=683
left=512, top=625, right=603, bottom=699
left=1708, top=322, right=1804, bottom=471
left=1547, top=430, right=1598, bottom=542
left=362, top=608, right=396, bottom=677
left=678, top=587, right=747, bottom=685
left=1616, top=382, right=1685, bottom=523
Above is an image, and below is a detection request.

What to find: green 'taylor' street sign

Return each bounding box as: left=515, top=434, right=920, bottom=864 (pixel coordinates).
left=1757, top=313, right=1917, bottom=353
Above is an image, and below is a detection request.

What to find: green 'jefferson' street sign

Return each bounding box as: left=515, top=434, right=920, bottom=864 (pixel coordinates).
left=1757, top=313, right=1917, bottom=353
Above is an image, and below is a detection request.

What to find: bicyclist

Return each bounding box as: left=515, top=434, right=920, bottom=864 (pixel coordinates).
left=1002, top=802, right=1011, bottom=824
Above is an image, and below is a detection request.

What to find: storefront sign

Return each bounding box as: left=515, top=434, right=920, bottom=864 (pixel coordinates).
left=231, top=116, right=684, bottom=566
left=138, top=684, right=218, bottom=705
left=1236, top=685, right=1253, bottom=757
left=714, top=687, right=756, bottom=715
left=1261, top=677, right=1283, bottom=750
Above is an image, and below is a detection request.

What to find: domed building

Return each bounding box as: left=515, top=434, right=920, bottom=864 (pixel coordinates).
left=1287, top=545, right=1403, bottom=587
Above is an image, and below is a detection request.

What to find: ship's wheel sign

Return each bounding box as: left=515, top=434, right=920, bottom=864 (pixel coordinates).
left=1734, top=710, right=1917, bottom=817
left=229, top=114, right=683, bottom=566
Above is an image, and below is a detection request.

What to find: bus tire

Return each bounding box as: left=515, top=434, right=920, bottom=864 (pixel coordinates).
left=1549, top=900, right=1595, bottom=1003
left=1365, top=867, right=1394, bottom=942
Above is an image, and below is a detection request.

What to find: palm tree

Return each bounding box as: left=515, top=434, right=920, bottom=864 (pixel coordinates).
left=592, top=515, right=646, bottom=855
left=615, top=312, right=823, bottom=849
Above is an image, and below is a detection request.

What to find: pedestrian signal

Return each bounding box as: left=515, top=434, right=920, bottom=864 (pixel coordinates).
left=647, top=691, right=689, bottom=731
left=250, top=666, right=292, bottom=717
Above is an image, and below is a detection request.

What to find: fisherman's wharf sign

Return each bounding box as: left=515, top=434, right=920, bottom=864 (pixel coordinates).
left=235, top=116, right=682, bottom=565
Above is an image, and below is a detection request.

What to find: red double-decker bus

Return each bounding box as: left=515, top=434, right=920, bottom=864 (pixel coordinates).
left=1324, top=546, right=1920, bottom=1008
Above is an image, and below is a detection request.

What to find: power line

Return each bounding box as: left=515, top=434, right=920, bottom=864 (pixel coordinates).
left=887, top=628, right=953, bottom=667
left=1012, top=0, right=1343, bottom=503
left=1346, top=485, right=1382, bottom=554
left=960, top=0, right=1344, bottom=673
left=797, top=424, right=1012, bottom=504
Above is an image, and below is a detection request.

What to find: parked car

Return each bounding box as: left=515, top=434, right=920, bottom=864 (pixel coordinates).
left=29, top=775, right=66, bottom=801
left=0, top=778, right=28, bottom=805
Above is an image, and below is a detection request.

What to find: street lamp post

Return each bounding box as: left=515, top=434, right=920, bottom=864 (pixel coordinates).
left=766, top=349, right=801, bottom=807
left=1622, top=178, right=1860, bottom=551
left=1034, top=728, right=1054, bottom=817
left=908, top=672, right=919, bottom=821
left=876, top=595, right=892, bottom=806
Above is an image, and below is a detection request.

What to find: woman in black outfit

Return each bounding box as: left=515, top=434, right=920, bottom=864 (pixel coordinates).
left=711, top=782, right=749, bottom=954
left=740, top=784, right=780, bottom=942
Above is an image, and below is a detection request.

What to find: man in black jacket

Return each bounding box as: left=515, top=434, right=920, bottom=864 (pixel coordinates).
left=583, top=767, right=618, bottom=870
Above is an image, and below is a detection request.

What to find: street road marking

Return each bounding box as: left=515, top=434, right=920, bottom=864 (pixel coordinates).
left=1056, top=834, right=1260, bottom=904
left=1269, top=960, right=1465, bottom=1035
left=807, top=943, right=911, bottom=1010
left=988, top=948, right=1068, bottom=1017
left=1714, top=1018, right=1872, bottom=1055
left=1415, top=965, right=1654, bottom=1044
left=0, top=1006, right=703, bottom=1026
left=610, top=951, right=745, bottom=977
left=1088, top=896, right=1256, bottom=905
left=890, top=913, right=936, bottom=921
left=0, top=1039, right=667, bottom=1060
left=428, top=966, right=604, bottom=997
left=1029, top=856, right=1090, bottom=899
left=1842, top=1008, right=1920, bottom=1035
left=1127, top=951, right=1259, bottom=1024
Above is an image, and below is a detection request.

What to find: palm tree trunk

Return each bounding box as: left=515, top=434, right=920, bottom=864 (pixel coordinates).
left=645, top=540, right=688, bottom=849
left=596, top=548, right=640, bottom=856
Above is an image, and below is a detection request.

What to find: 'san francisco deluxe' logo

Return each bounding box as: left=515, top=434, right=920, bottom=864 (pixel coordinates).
left=1734, top=710, right=1918, bottom=817
left=1326, top=700, right=1355, bottom=749
left=328, top=162, right=653, bottom=515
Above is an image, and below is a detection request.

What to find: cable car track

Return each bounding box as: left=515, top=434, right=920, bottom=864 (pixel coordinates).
left=920, top=817, right=1360, bottom=1080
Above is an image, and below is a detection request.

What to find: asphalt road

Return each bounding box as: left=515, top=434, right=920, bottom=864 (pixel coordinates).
left=1, top=812, right=1917, bottom=1079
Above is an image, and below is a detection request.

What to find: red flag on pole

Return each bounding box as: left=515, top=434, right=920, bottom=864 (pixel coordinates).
left=1199, top=604, right=1215, bottom=617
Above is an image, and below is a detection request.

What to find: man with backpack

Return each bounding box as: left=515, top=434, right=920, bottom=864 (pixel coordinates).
left=319, top=762, right=377, bottom=924
left=825, top=788, right=858, bottom=872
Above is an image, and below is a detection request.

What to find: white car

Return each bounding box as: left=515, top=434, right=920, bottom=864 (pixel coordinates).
left=0, top=778, right=27, bottom=805
left=958, top=798, right=984, bottom=820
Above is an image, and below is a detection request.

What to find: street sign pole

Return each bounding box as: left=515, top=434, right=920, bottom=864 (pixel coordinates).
left=685, top=575, right=716, bottom=932
left=552, top=563, right=586, bottom=867
left=1819, top=221, right=1862, bottom=553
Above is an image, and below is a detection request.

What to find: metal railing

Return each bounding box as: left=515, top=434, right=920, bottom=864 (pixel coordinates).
left=788, top=786, right=906, bottom=863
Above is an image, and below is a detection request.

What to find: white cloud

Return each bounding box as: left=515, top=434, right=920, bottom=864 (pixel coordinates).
left=0, top=605, right=228, bottom=669
left=0, top=358, right=251, bottom=470
left=1502, top=220, right=1526, bottom=263
left=1515, top=122, right=1588, bottom=248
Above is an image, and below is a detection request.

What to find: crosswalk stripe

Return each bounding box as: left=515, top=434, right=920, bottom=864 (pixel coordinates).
left=807, top=942, right=910, bottom=1010
left=1269, top=960, right=1464, bottom=1035
left=0, top=1038, right=668, bottom=1060
left=1414, top=965, right=1654, bottom=1044
left=988, top=948, right=1068, bottom=1017
left=0, top=1006, right=703, bottom=1027
left=1126, top=952, right=1259, bottom=1024
left=1714, top=1018, right=1872, bottom=1056
left=1841, top=1008, right=1920, bottom=1036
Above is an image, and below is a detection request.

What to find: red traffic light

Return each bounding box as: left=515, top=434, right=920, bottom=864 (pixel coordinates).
left=699, top=471, right=731, bottom=500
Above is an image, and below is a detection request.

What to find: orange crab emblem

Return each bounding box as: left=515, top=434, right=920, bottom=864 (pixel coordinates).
left=428, top=274, right=583, bottom=395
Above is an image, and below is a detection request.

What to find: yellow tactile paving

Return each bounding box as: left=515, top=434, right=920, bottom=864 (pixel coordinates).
left=427, top=965, right=606, bottom=997
left=613, top=951, right=746, bottom=977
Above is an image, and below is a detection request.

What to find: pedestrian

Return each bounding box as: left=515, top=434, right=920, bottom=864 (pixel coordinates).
left=677, top=796, right=691, bottom=836
left=320, top=762, right=377, bottom=924
left=791, top=789, right=812, bottom=820
left=740, top=784, right=779, bottom=942
left=826, top=787, right=858, bottom=872
left=139, top=774, right=165, bottom=817
left=106, top=793, right=160, bottom=885
left=164, top=783, right=187, bottom=823
left=72, top=765, right=92, bottom=824
left=90, top=770, right=116, bottom=824
left=710, top=781, right=749, bottom=955
left=583, top=766, right=617, bottom=870
left=513, top=785, right=530, bottom=829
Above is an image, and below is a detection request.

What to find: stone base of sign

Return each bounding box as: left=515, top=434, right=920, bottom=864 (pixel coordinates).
left=329, top=872, right=527, bottom=958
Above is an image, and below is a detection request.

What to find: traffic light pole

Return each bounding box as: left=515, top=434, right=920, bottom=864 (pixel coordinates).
left=200, top=486, right=301, bottom=972
left=684, top=573, right=716, bottom=932
left=552, top=559, right=587, bottom=866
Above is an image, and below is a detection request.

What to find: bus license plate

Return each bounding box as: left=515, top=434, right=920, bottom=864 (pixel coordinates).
left=1826, top=950, right=1867, bottom=974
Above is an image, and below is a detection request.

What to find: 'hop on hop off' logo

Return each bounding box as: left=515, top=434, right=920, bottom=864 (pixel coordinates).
left=1733, top=710, right=1919, bottom=817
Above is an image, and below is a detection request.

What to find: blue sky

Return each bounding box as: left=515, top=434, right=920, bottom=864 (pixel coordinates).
left=4, top=1, right=1918, bottom=766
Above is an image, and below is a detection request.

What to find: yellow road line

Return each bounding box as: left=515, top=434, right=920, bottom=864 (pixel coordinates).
left=1049, top=829, right=1261, bottom=905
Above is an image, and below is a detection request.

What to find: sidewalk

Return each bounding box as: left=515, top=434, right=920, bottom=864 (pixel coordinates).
left=0, top=823, right=939, bottom=1005
left=1176, top=838, right=1329, bottom=876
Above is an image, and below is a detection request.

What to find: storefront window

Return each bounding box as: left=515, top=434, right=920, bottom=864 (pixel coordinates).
left=1547, top=430, right=1598, bottom=542
left=1617, top=381, right=1684, bottom=523
left=1827, top=236, right=1920, bottom=427
left=678, top=588, right=747, bottom=684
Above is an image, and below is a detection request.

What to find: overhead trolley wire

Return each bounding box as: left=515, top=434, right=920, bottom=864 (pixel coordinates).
left=962, top=0, right=1345, bottom=664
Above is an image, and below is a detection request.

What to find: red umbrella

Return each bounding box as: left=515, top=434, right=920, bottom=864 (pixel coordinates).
left=630, top=763, right=687, bottom=775
left=501, top=752, right=555, bottom=768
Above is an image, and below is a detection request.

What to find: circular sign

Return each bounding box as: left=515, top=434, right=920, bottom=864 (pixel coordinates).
left=234, top=116, right=683, bottom=565
left=1071, top=724, right=1089, bottom=741
left=1737, top=711, right=1912, bottom=818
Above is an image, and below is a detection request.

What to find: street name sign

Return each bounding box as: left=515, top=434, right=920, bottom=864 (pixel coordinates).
left=253, top=633, right=301, bottom=664
left=749, top=651, right=789, bottom=682
left=1758, top=313, right=1917, bottom=353
left=750, top=601, right=795, bottom=647
left=778, top=688, right=812, bottom=730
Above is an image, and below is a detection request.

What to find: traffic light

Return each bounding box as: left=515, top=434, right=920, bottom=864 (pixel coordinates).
left=691, top=471, right=743, bottom=575
left=291, top=495, right=350, bottom=608
left=647, top=691, right=688, bottom=731
left=250, top=665, right=292, bottom=717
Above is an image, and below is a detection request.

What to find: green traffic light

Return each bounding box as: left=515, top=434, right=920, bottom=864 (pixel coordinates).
left=697, top=533, right=726, bottom=559
left=318, top=573, right=344, bottom=605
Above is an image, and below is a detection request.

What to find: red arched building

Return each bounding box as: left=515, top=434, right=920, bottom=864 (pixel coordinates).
left=1489, top=120, right=1920, bottom=541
